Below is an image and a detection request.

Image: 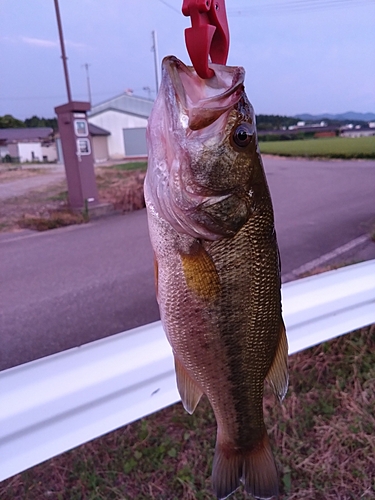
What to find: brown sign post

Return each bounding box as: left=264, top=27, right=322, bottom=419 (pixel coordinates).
left=55, top=101, right=99, bottom=210
left=53, top=0, right=100, bottom=211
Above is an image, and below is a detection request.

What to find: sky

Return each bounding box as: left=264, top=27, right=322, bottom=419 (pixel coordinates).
left=0, top=0, right=374, bottom=120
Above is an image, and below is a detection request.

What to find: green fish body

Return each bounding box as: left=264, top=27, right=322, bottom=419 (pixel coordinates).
left=145, top=56, right=288, bottom=500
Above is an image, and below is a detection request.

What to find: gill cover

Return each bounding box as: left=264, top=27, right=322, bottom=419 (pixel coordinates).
left=145, top=56, right=255, bottom=241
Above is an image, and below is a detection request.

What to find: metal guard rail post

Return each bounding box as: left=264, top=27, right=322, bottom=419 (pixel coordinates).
left=1, top=259, right=375, bottom=482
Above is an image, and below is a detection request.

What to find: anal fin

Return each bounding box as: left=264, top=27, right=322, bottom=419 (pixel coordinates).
left=266, top=319, right=289, bottom=402
left=174, top=356, right=203, bottom=415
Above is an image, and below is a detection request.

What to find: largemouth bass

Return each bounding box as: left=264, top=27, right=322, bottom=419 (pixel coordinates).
left=145, top=55, right=288, bottom=500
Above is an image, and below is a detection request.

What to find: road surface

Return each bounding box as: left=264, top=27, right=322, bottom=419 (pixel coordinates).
left=1, top=157, right=374, bottom=370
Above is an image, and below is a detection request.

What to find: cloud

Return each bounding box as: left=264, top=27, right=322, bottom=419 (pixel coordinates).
left=19, top=36, right=89, bottom=50
left=0, top=36, right=15, bottom=43
left=21, top=36, right=58, bottom=48
left=65, top=40, right=88, bottom=50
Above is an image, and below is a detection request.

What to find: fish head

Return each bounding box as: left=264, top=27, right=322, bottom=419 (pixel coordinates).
left=145, top=55, right=265, bottom=240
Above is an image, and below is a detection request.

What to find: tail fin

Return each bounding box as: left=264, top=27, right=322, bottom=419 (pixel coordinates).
left=212, top=432, right=279, bottom=500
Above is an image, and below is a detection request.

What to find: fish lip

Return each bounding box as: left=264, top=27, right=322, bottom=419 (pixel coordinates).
left=162, top=56, right=190, bottom=110
left=162, top=55, right=245, bottom=131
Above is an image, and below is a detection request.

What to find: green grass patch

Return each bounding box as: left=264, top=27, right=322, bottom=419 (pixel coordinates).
left=18, top=210, right=87, bottom=231
left=111, top=161, right=147, bottom=171
left=47, top=190, right=68, bottom=202
left=259, top=136, right=375, bottom=159
left=1, top=325, right=374, bottom=499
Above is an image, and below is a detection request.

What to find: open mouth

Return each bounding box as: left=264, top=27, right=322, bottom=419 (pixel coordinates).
left=163, top=56, right=245, bottom=130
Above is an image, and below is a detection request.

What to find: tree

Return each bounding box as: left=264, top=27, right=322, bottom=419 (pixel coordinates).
left=0, top=114, right=25, bottom=128
left=24, top=115, right=58, bottom=130
left=256, top=114, right=299, bottom=131
left=0, top=114, right=58, bottom=130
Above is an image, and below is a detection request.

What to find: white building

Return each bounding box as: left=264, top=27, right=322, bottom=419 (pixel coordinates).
left=340, top=126, right=375, bottom=138
left=88, top=93, right=153, bottom=159
left=0, top=128, right=57, bottom=163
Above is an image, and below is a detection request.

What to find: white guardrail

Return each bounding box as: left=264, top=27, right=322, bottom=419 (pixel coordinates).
left=1, top=259, right=375, bottom=483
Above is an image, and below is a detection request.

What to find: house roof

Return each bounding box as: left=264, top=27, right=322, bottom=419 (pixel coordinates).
left=89, top=93, right=154, bottom=119
left=88, top=123, right=110, bottom=136
left=0, top=127, right=54, bottom=142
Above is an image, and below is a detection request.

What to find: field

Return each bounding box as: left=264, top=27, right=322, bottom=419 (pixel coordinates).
left=0, top=163, right=147, bottom=232
left=1, top=325, right=374, bottom=500
left=259, top=136, right=375, bottom=159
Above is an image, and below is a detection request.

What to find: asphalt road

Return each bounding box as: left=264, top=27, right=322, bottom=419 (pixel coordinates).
left=1, top=157, right=374, bottom=370
left=265, top=157, right=375, bottom=269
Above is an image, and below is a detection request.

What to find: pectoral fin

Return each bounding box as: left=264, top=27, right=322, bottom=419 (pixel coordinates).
left=180, top=241, right=221, bottom=300
left=174, top=356, right=203, bottom=414
left=266, top=319, right=289, bottom=402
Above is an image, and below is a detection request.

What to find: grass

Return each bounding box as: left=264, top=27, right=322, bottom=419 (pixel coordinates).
left=95, top=164, right=146, bottom=212
left=48, top=190, right=68, bottom=202
left=259, top=136, right=375, bottom=159
left=19, top=210, right=87, bottom=231
left=111, top=161, right=148, bottom=171
left=0, top=163, right=147, bottom=232
left=1, top=324, right=374, bottom=499
left=0, top=167, right=47, bottom=183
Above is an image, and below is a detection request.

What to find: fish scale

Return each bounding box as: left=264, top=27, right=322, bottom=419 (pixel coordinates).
left=145, top=55, right=288, bottom=499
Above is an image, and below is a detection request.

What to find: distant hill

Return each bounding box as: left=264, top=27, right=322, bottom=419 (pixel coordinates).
left=295, top=112, right=375, bottom=122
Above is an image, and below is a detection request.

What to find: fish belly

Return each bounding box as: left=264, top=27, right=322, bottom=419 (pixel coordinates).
left=148, top=202, right=286, bottom=499
left=152, top=211, right=277, bottom=408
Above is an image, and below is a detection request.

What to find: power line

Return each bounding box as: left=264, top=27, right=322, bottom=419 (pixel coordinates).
left=229, top=0, right=372, bottom=9
left=228, top=0, right=373, bottom=16
left=156, top=0, right=180, bottom=14
left=0, top=87, right=156, bottom=102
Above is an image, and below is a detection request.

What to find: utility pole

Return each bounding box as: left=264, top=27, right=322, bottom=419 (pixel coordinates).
left=53, top=0, right=99, bottom=210
left=53, top=0, right=72, bottom=102
left=82, top=63, right=92, bottom=105
left=151, top=30, right=160, bottom=92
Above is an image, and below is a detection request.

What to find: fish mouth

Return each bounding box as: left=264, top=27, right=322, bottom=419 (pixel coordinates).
left=162, top=56, right=245, bottom=131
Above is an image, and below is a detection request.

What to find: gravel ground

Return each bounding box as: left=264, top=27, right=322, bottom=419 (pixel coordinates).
left=0, top=163, right=146, bottom=233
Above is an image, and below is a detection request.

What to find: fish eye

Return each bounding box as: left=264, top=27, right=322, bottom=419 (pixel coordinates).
left=232, top=123, right=254, bottom=149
